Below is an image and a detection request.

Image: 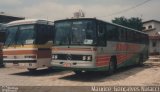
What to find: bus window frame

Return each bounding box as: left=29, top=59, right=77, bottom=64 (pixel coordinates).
left=106, top=23, right=120, bottom=42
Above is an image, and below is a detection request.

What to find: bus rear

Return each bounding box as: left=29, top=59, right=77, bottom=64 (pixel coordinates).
left=3, top=19, right=53, bottom=71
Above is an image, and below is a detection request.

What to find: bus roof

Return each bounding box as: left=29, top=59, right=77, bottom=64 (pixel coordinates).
left=54, top=18, right=147, bottom=35
left=7, top=19, right=54, bottom=26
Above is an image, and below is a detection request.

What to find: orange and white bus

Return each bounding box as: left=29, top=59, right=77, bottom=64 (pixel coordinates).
left=51, top=18, right=149, bottom=75
left=3, top=19, right=54, bottom=71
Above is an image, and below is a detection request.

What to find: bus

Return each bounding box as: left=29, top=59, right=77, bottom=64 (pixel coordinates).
left=3, top=19, right=54, bottom=71
left=51, top=18, right=149, bottom=75
left=0, top=24, right=6, bottom=67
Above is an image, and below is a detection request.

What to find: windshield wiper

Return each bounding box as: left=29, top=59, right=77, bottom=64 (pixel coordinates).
left=18, top=41, right=24, bottom=46
left=20, top=42, right=24, bottom=46
left=57, top=35, right=70, bottom=46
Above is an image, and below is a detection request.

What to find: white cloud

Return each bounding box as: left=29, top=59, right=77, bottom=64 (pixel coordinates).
left=13, top=1, right=129, bottom=22
left=15, top=2, right=84, bottom=20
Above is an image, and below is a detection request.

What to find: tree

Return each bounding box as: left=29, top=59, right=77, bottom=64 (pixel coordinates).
left=112, top=16, right=143, bottom=31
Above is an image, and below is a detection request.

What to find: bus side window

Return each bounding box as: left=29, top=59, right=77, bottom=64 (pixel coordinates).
left=137, top=33, right=141, bottom=44
left=119, top=28, right=126, bottom=42
left=107, top=24, right=119, bottom=41
left=126, top=30, right=130, bottom=43
left=127, top=30, right=134, bottom=43
left=97, top=22, right=106, bottom=46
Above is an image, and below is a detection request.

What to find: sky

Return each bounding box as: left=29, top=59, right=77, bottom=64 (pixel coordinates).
left=0, top=0, right=159, bottom=22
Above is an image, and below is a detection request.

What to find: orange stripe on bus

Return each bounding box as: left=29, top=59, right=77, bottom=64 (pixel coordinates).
left=117, top=54, right=128, bottom=64
left=96, top=53, right=136, bottom=66
left=96, top=61, right=109, bottom=66
left=96, top=55, right=110, bottom=67
left=3, top=50, right=37, bottom=55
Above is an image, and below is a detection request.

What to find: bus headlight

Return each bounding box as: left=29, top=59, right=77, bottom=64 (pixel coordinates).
left=87, top=56, right=92, bottom=61
left=83, top=56, right=92, bottom=61
left=52, top=55, right=58, bottom=60
left=82, top=56, right=86, bottom=61
left=55, top=55, right=58, bottom=59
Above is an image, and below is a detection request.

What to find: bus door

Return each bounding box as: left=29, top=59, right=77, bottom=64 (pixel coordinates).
left=96, top=22, right=108, bottom=67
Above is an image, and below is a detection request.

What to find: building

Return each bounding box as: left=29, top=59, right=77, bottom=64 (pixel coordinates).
left=0, top=14, right=24, bottom=23
left=143, top=20, right=160, bottom=55
left=0, top=13, right=25, bottom=31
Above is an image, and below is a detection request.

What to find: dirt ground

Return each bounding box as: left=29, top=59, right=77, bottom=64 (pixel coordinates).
left=0, top=60, right=160, bottom=86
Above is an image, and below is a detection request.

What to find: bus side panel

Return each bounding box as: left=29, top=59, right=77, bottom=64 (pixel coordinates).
left=95, top=41, right=147, bottom=70
left=96, top=55, right=110, bottom=67
left=124, top=43, right=142, bottom=66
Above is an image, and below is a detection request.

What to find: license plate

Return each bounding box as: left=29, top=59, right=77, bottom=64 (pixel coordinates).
left=63, top=63, right=71, bottom=67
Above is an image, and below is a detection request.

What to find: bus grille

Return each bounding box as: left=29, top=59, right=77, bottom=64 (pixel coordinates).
left=52, top=54, right=92, bottom=61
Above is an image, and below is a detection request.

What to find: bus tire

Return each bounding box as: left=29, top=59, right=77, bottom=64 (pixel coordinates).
left=108, top=58, right=117, bottom=75
left=28, top=68, right=37, bottom=72
left=74, top=71, right=83, bottom=75
left=138, top=54, right=144, bottom=66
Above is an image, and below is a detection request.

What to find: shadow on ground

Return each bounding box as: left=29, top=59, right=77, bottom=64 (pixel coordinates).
left=59, top=62, right=158, bottom=82
left=10, top=68, right=68, bottom=77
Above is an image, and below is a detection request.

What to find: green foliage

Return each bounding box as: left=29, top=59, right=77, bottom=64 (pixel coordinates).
left=112, top=16, right=143, bottom=31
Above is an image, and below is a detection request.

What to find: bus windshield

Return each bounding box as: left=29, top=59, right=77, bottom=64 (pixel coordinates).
left=54, top=20, right=96, bottom=46
left=5, top=26, right=18, bottom=46
left=5, top=25, right=35, bottom=46
left=17, top=25, right=35, bottom=45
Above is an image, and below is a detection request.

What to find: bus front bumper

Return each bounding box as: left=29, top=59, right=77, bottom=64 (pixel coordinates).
left=3, top=60, right=37, bottom=69
left=51, top=61, right=109, bottom=71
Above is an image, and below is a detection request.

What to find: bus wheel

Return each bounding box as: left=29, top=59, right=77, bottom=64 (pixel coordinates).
left=138, top=54, right=144, bottom=66
left=28, top=68, right=37, bottom=72
left=74, top=71, right=83, bottom=75
left=108, top=59, right=116, bottom=75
